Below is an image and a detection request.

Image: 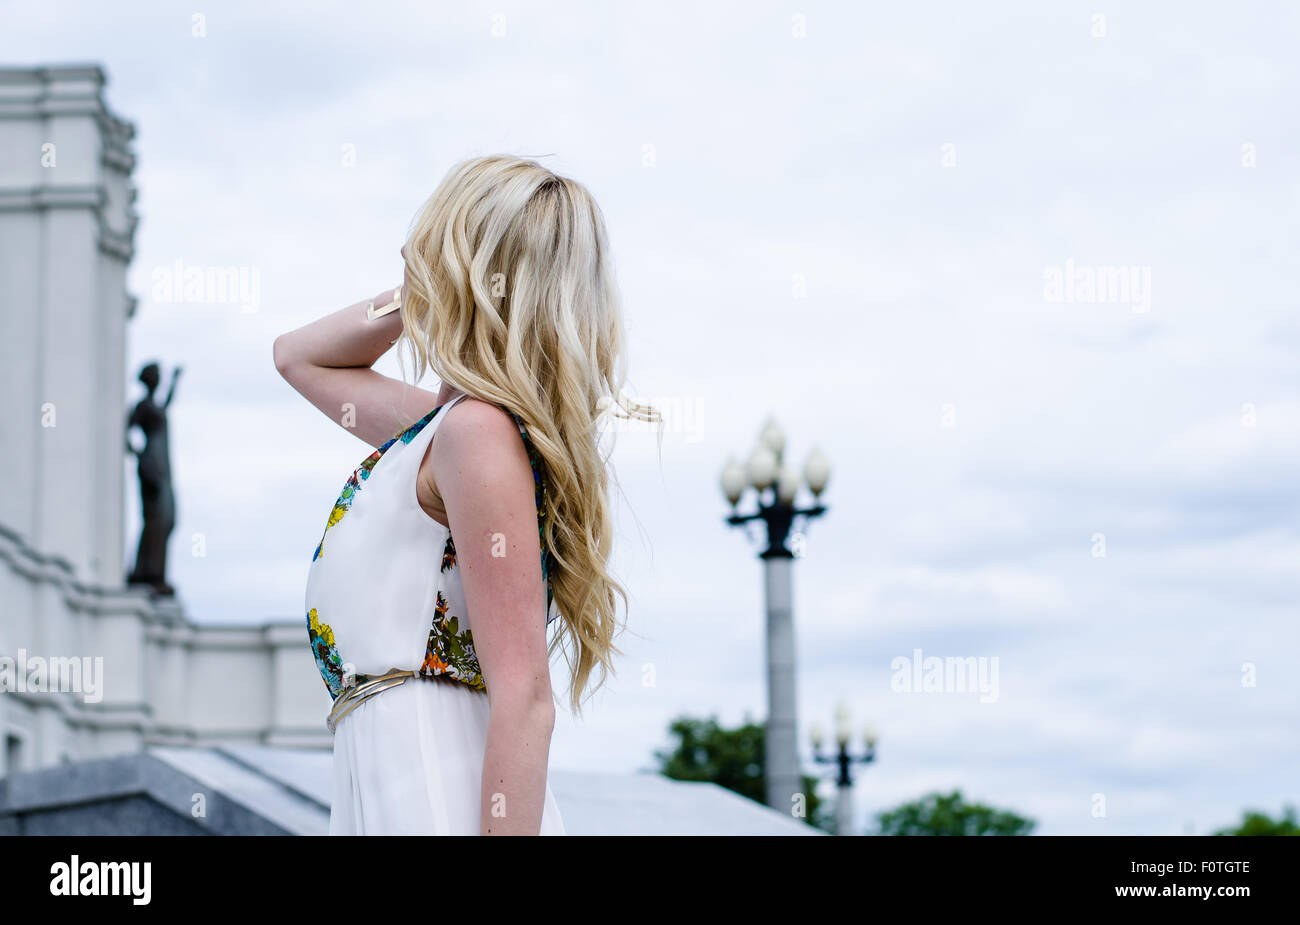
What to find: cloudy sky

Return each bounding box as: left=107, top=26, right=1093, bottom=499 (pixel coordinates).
left=6, top=0, right=1297, bottom=835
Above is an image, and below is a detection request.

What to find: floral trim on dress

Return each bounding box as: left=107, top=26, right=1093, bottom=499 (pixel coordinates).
left=440, top=534, right=456, bottom=573
left=308, top=607, right=369, bottom=699
left=312, top=402, right=447, bottom=561
left=419, top=591, right=485, bottom=691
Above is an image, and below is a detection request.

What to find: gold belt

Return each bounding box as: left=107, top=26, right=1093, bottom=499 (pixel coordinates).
left=326, top=669, right=418, bottom=733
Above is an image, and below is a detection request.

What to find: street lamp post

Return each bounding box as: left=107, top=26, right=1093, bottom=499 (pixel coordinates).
left=811, top=703, right=877, bottom=836
left=720, top=416, right=830, bottom=813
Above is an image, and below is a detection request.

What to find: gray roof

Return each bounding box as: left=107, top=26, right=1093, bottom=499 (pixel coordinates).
left=0, top=746, right=822, bottom=836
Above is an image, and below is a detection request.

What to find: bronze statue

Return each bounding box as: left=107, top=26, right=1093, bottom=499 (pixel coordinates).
left=126, top=362, right=181, bottom=596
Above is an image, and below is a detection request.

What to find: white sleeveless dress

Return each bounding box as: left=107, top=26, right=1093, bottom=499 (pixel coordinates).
left=304, top=393, right=566, bottom=835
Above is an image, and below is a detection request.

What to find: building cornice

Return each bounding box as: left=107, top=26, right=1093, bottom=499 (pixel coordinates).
left=0, top=65, right=134, bottom=137
left=0, top=186, right=138, bottom=262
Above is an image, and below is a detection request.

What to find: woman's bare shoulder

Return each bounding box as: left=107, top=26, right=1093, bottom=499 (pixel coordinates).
left=429, top=396, right=530, bottom=475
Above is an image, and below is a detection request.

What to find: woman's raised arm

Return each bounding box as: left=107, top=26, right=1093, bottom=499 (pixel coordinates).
left=273, top=285, right=442, bottom=448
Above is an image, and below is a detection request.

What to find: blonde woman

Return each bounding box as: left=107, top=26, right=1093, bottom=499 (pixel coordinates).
left=274, top=155, right=656, bottom=835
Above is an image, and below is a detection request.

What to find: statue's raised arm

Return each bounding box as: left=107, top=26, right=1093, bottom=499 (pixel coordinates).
left=163, top=365, right=183, bottom=410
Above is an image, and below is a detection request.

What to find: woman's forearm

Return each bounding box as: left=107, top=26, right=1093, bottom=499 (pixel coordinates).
left=480, top=698, right=555, bottom=835
left=274, top=284, right=447, bottom=446
left=273, top=287, right=402, bottom=373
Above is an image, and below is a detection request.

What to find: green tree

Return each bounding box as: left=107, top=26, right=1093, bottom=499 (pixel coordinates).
left=1212, top=805, right=1300, bottom=835
left=874, top=789, right=1035, bottom=836
left=653, top=714, right=829, bottom=830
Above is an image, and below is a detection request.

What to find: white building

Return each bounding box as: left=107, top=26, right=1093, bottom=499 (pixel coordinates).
left=0, top=65, right=330, bottom=777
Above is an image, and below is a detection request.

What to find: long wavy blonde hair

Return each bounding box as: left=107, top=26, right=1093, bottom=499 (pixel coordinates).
left=398, top=155, right=657, bottom=713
